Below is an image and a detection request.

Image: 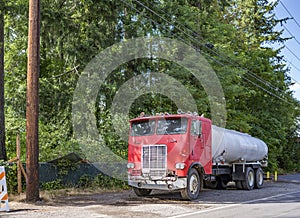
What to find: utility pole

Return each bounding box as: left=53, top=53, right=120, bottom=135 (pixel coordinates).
left=0, top=0, right=7, bottom=161
left=26, top=0, right=40, bottom=202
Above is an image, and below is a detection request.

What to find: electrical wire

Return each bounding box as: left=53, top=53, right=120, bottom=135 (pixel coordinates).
left=134, top=0, right=294, bottom=104
left=274, top=15, right=300, bottom=86
left=132, top=0, right=291, bottom=98
left=288, top=61, right=300, bottom=74
left=280, top=1, right=300, bottom=30
left=285, top=46, right=300, bottom=63
left=121, top=0, right=296, bottom=105
left=275, top=15, right=300, bottom=63
left=281, top=23, right=300, bottom=46
left=284, top=60, right=300, bottom=86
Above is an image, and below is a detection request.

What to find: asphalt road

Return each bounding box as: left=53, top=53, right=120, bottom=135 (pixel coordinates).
left=170, top=190, right=300, bottom=218
left=278, top=173, right=300, bottom=183
left=174, top=173, right=300, bottom=218
left=3, top=173, right=300, bottom=218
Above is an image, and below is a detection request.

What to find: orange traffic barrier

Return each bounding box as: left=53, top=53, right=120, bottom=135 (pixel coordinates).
left=0, top=166, right=9, bottom=212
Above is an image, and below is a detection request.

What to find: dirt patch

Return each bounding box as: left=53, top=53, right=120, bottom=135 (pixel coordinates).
left=2, top=181, right=300, bottom=218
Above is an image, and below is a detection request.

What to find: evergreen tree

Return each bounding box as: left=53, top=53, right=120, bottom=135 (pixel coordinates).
left=2, top=0, right=299, bottom=171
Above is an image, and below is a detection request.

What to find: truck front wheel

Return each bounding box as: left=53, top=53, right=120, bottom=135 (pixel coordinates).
left=181, top=168, right=202, bottom=200
left=242, top=167, right=255, bottom=190
left=133, top=187, right=152, bottom=197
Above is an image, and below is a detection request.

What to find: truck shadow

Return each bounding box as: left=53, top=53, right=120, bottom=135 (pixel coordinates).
left=19, top=181, right=298, bottom=208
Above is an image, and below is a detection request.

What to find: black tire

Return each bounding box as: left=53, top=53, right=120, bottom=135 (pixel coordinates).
left=133, top=187, right=152, bottom=197
left=181, top=168, right=202, bottom=200
left=254, top=168, right=264, bottom=189
left=242, top=167, right=255, bottom=190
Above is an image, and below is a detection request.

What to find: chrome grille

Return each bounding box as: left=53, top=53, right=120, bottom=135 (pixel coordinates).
left=142, top=145, right=167, bottom=178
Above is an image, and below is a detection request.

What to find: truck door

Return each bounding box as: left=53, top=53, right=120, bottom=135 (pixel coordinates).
left=189, top=120, right=204, bottom=161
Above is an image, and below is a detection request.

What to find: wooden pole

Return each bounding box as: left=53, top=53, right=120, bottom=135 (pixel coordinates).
left=16, top=135, right=22, bottom=194
left=26, top=0, right=40, bottom=202
left=0, top=0, right=7, bottom=161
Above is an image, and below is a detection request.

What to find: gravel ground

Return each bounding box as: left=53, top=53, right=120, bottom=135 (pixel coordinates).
left=1, top=179, right=300, bottom=218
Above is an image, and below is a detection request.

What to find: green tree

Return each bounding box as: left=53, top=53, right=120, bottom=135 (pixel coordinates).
left=2, top=0, right=299, bottom=172
left=218, top=0, right=299, bottom=170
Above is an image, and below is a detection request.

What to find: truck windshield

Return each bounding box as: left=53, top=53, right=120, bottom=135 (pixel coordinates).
left=130, top=120, right=156, bottom=136
left=157, top=118, right=188, bottom=135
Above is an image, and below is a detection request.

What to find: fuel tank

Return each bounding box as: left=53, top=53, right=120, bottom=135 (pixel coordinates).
left=212, top=125, right=268, bottom=164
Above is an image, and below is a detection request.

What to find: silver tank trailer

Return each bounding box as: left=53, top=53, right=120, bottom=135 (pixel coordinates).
left=212, top=125, right=268, bottom=164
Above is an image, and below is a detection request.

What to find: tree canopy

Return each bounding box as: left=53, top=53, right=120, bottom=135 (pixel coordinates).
left=1, top=0, right=300, bottom=172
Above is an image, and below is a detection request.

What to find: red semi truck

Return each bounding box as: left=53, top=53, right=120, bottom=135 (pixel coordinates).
left=127, top=112, right=268, bottom=200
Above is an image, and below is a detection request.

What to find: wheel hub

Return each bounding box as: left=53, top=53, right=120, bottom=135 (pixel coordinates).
left=190, top=174, right=199, bottom=194
left=249, top=171, right=254, bottom=187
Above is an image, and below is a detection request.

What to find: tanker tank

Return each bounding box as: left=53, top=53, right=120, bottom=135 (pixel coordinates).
left=212, top=125, right=268, bottom=164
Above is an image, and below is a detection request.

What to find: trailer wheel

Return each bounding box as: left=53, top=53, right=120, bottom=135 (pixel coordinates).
left=254, top=168, right=264, bottom=189
left=133, top=187, right=152, bottom=197
left=242, top=167, right=255, bottom=190
left=181, top=168, right=201, bottom=200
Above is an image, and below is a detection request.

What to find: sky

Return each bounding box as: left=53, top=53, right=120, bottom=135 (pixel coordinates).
left=272, top=0, right=300, bottom=100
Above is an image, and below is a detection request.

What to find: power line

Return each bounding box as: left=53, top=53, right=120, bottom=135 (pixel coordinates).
left=285, top=60, right=300, bottom=85
left=274, top=14, right=300, bottom=86
left=132, top=0, right=292, bottom=97
left=137, top=0, right=291, bottom=96
left=285, top=46, right=300, bottom=63
left=275, top=14, right=300, bottom=81
left=121, top=0, right=295, bottom=105
left=242, top=75, right=290, bottom=103
left=121, top=0, right=230, bottom=71
left=132, top=0, right=294, bottom=104
left=288, top=61, right=300, bottom=74
left=281, top=22, right=300, bottom=46
left=280, top=1, right=300, bottom=30
left=275, top=4, right=300, bottom=88
left=275, top=15, right=300, bottom=60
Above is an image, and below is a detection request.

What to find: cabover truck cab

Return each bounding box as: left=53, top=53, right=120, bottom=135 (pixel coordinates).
left=127, top=112, right=268, bottom=200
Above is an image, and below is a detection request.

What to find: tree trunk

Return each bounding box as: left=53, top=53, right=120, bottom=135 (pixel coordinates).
left=26, top=0, right=40, bottom=202
left=0, top=0, right=7, bottom=161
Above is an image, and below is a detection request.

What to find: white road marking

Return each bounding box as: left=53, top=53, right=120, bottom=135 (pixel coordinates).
left=168, top=190, right=300, bottom=218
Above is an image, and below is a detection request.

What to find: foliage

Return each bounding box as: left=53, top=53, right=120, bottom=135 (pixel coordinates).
left=40, top=173, right=129, bottom=191
left=0, top=0, right=6, bottom=160
left=92, top=173, right=129, bottom=190
left=40, top=179, right=63, bottom=191
left=1, top=0, right=299, bottom=195
left=5, top=163, right=20, bottom=194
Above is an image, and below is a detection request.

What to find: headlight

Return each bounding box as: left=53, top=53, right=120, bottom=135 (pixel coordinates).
left=175, top=162, right=185, bottom=170
left=127, top=163, right=135, bottom=169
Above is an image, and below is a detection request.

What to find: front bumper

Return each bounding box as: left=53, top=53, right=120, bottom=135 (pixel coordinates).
left=128, top=176, right=187, bottom=191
